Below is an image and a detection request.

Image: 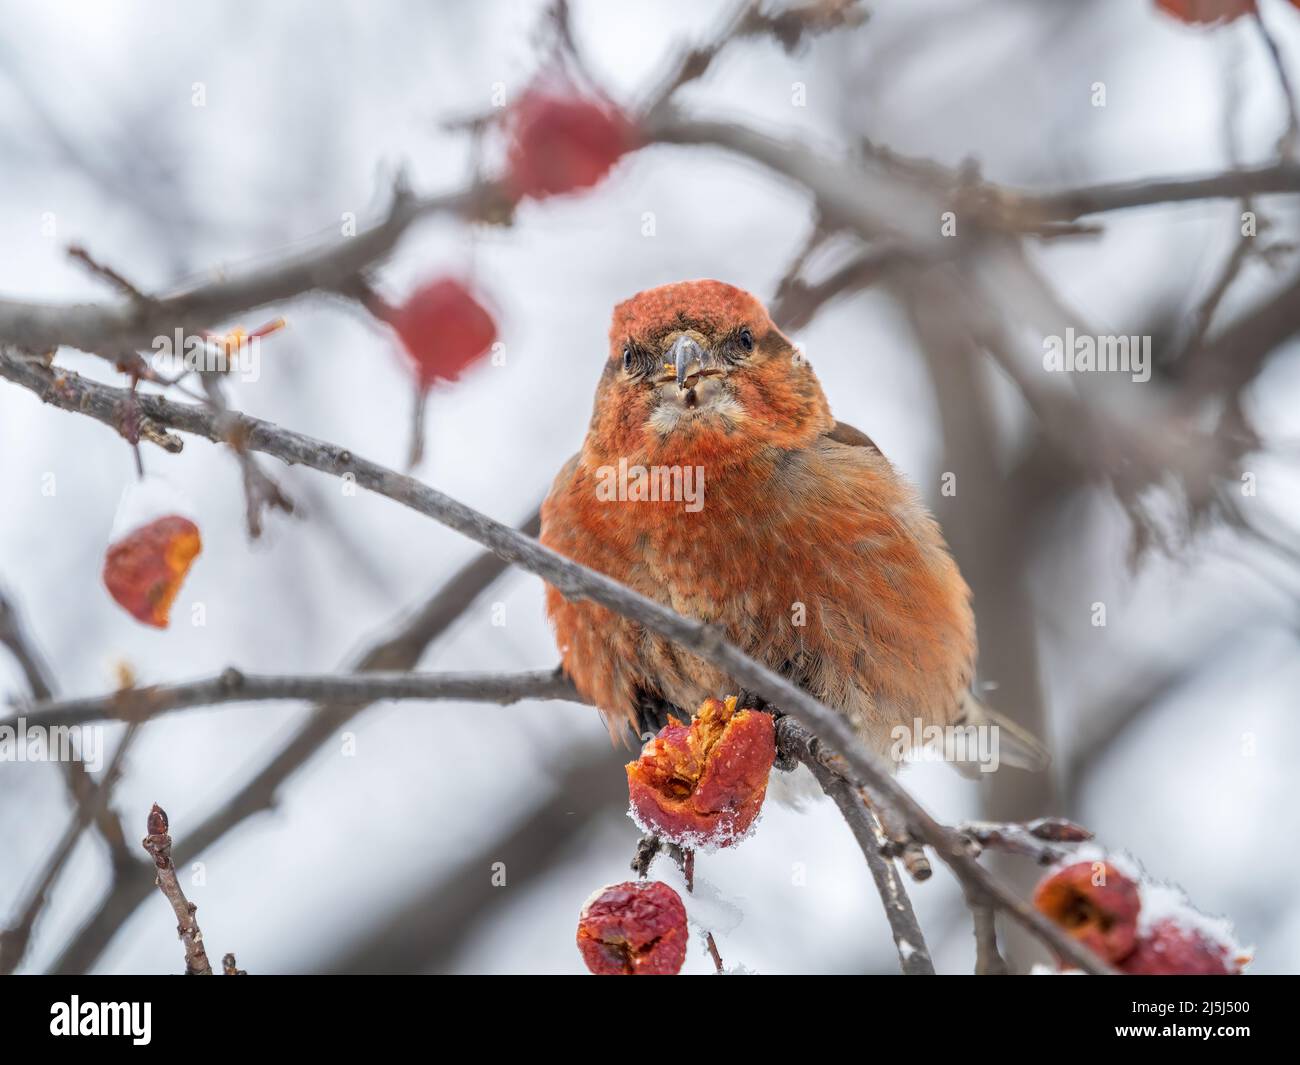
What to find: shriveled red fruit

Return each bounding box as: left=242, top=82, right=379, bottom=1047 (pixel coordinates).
left=1120, top=919, right=1241, bottom=975
left=626, top=695, right=776, bottom=848
left=1154, top=0, right=1257, bottom=24
left=383, top=278, right=496, bottom=390
left=1033, top=861, right=1141, bottom=964
left=505, top=90, right=638, bottom=201
left=576, top=880, right=687, bottom=975
left=102, top=515, right=202, bottom=629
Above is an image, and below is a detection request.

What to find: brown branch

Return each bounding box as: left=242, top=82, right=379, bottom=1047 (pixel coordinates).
left=639, top=0, right=867, bottom=122
left=1, top=114, right=1294, bottom=385
left=67, top=244, right=152, bottom=304
left=631, top=833, right=662, bottom=879
left=0, top=181, right=488, bottom=358
left=964, top=888, right=1008, bottom=976
left=704, top=930, right=725, bottom=973
left=770, top=244, right=920, bottom=332
left=1018, top=161, right=1300, bottom=221
left=141, top=804, right=213, bottom=975
left=775, top=721, right=1110, bottom=975
left=199, top=373, right=294, bottom=539
left=0, top=586, right=55, bottom=701
left=788, top=724, right=935, bottom=975
left=0, top=584, right=136, bottom=875
left=9, top=666, right=579, bottom=730
left=957, top=818, right=1093, bottom=866
left=2, top=350, right=1115, bottom=974
left=653, top=111, right=1300, bottom=243
left=1180, top=265, right=1300, bottom=402
left=1253, top=7, right=1300, bottom=154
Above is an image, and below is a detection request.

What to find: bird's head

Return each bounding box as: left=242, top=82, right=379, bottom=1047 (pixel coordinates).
left=584, top=280, right=833, bottom=466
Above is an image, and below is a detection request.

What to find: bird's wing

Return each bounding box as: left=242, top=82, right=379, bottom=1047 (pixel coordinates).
left=823, top=419, right=882, bottom=456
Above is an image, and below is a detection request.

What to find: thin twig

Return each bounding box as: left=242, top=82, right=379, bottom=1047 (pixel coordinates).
left=200, top=373, right=294, bottom=538
left=141, top=804, right=213, bottom=975
left=1253, top=6, right=1300, bottom=155
left=957, top=818, right=1093, bottom=866
left=965, top=887, right=1008, bottom=976
left=784, top=721, right=935, bottom=975
left=8, top=666, right=579, bottom=730
left=0, top=585, right=136, bottom=874
left=67, top=244, right=153, bottom=304
left=0, top=182, right=486, bottom=358
left=774, top=717, right=1115, bottom=974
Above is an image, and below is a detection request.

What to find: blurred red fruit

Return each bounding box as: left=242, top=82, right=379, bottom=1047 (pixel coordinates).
left=1033, top=860, right=1141, bottom=964
left=626, top=695, right=776, bottom=848
left=1120, top=919, right=1241, bottom=975
left=505, top=90, right=638, bottom=200
left=103, top=515, right=202, bottom=629
left=383, top=278, right=497, bottom=390
left=1154, top=0, right=1256, bottom=23
left=576, top=881, right=687, bottom=975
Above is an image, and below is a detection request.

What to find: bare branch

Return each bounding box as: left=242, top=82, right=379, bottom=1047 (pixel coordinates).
left=0, top=586, right=56, bottom=701
left=0, top=183, right=487, bottom=358
left=640, top=0, right=867, bottom=122
left=1252, top=6, right=1300, bottom=154
left=964, top=888, right=1008, bottom=976
left=10, top=666, right=579, bottom=730
left=790, top=731, right=935, bottom=975
left=0, top=584, right=136, bottom=876
left=141, top=804, right=213, bottom=975
left=775, top=717, right=1113, bottom=974
left=957, top=818, right=1093, bottom=866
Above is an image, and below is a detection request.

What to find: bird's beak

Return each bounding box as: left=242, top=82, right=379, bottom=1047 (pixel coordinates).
left=668, top=333, right=707, bottom=391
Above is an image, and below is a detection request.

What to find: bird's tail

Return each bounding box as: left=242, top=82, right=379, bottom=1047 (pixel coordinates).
left=951, top=692, right=1051, bottom=776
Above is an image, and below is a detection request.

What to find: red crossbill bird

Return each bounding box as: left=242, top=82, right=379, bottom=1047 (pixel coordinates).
left=540, top=279, right=1047, bottom=773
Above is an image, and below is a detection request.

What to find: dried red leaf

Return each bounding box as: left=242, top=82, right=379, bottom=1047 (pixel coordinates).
left=505, top=90, right=639, bottom=201
left=102, top=515, right=202, bottom=629
left=626, top=695, right=775, bottom=848
left=1033, top=860, right=1141, bottom=964
left=1154, top=0, right=1257, bottom=24
left=382, top=278, right=497, bottom=391
left=1120, top=919, right=1241, bottom=975
left=576, top=880, right=687, bottom=975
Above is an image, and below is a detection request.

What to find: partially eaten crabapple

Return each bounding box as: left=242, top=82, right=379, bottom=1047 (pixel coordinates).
left=1120, top=919, right=1241, bottom=975
left=1032, top=860, right=1141, bottom=964
left=626, top=695, right=776, bottom=849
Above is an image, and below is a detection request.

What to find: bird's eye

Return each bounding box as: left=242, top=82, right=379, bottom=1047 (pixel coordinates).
left=622, top=346, right=634, bottom=372
left=738, top=327, right=754, bottom=352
